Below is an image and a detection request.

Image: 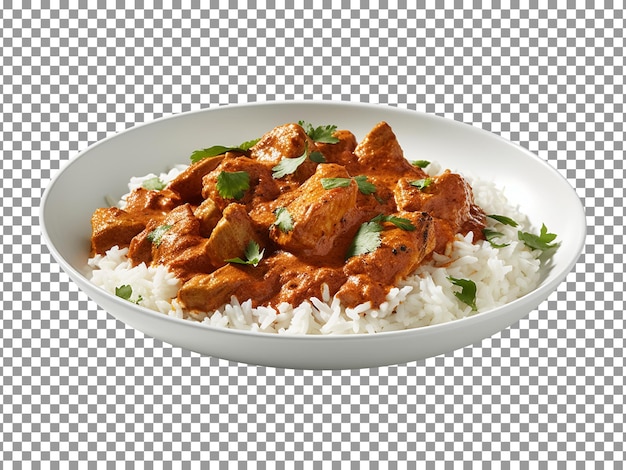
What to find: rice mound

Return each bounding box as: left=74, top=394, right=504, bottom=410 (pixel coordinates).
left=87, top=165, right=542, bottom=335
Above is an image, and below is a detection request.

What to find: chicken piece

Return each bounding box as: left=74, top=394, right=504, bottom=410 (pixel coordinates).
left=127, top=218, right=158, bottom=266
left=205, top=203, right=262, bottom=269
left=249, top=123, right=320, bottom=184
left=269, top=163, right=359, bottom=258
left=193, top=198, right=222, bottom=238
left=394, top=170, right=486, bottom=251
left=337, top=211, right=436, bottom=307
left=269, top=252, right=346, bottom=307
left=147, top=204, right=213, bottom=280
left=353, top=121, right=427, bottom=186
left=201, top=154, right=281, bottom=212
left=315, top=129, right=358, bottom=168
left=178, top=263, right=278, bottom=313
left=90, top=207, right=146, bottom=255
left=167, top=154, right=225, bottom=204
left=123, top=187, right=182, bottom=215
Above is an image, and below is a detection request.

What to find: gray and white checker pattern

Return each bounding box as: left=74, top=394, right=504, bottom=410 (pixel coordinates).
left=2, top=2, right=623, bottom=466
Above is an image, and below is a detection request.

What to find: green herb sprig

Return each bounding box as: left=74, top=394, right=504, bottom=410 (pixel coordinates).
left=225, top=241, right=265, bottom=267
left=298, top=121, right=340, bottom=143
left=448, top=277, right=477, bottom=311
left=346, top=214, right=416, bottom=258
left=273, top=207, right=294, bottom=233
left=216, top=171, right=250, bottom=200
left=190, top=138, right=260, bottom=163
left=147, top=224, right=172, bottom=247
left=115, top=285, right=143, bottom=305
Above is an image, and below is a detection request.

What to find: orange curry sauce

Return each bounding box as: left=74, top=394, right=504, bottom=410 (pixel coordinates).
left=90, top=122, right=485, bottom=312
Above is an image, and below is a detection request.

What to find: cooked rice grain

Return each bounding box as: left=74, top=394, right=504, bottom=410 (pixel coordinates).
left=88, top=171, right=542, bottom=335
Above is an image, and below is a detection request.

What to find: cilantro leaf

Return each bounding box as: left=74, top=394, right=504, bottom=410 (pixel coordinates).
left=353, top=175, right=377, bottom=195
left=225, top=240, right=264, bottom=267
left=142, top=176, right=166, bottom=191
left=483, top=228, right=510, bottom=248
left=273, top=207, right=294, bottom=233
left=272, top=152, right=307, bottom=179
left=487, top=214, right=519, bottom=227
left=320, top=175, right=377, bottom=195
left=448, top=277, right=477, bottom=311
left=346, top=213, right=418, bottom=259
left=321, top=177, right=351, bottom=190
left=147, top=224, right=172, bottom=247
left=346, top=221, right=384, bottom=258
left=409, top=178, right=433, bottom=190
left=298, top=120, right=340, bottom=143
left=115, top=284, right=133, bottom=301
left=272, top=141, right=322, bottom=179
left=190, top=146, right=232, bottom=163
left=216, top=171, right=250, bottom=200
left=238, top=138, right=261, bottom=150
left=189, top=138, right=260, bottom=163
left=518, top=224, right=559, bottom=251
left=308, top=151, right=327, bottom=163
left=115, top=285, right=143, bottom=304
left=371, top=214, right=416, bottom=231
left=412, top=160, right=431, bottom=168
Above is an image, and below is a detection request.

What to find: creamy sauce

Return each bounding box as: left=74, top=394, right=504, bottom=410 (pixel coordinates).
left=90, top=121, right=485, bottom=312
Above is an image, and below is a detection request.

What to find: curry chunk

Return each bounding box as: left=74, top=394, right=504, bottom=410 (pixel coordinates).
left=205, top=203, right=263, bottom=269
left=123, top=187, right=182, bottom=215
left=315, top=129, right=358, bottom=167
left=90, top=207, right=146, bottom=255
left=249, top=123, right=320, bottom=184
left=193, top=198, right=222, bottom=238
left=269, top=163, right=359, bottom=258
left=149, top=204, right=213, bottom=280
left=178, top=263, right=278, bottom=313
left=394, top=170, right=486, bottom=252
left=167, top=154, right=225, bottom=204
left=338, top=211, right=436, bottom=307
left=353, top=121, right=428, bottom=184
left=201, top=154, right=281, bottom=211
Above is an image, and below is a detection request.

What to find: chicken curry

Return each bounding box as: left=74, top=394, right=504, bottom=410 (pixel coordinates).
left=90, top=121, right=486, bottom=312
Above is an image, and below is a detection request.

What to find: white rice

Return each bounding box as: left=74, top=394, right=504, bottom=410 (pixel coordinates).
left=88, top=164, right=543, bottom=335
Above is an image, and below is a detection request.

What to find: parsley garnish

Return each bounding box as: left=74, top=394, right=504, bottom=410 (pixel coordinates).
left=309, top=151, right=327, bottom=163
left=115, top=285, right=143, bottom=305
left=273, top=207, right=294, bottom=233
left=346, top=221, right=384, bottom=258
left=448, top=277, right=477, bottom=311
left=189, top=138, right=260, bottom=163
left=346, top=214, right=416, bottom=258
left=483, top=228, right=510, bottom=248
left=409, top=178, right=433, bottom=190
left=487, top=214, right=518, bottom=227
left=320, top=177, right=351, bottom=190
left=147, top=224, right=172, bottom=247
left=298, top=121, right=340, bottom=144
left=225, top=241, right=265, bottom=267
left=142, top=176, right=166, bottom=191
left=412, top=160, right=431, bottom=168
left=518, top=224, right=559, bottom=251
left=216, top=171, right=250, bottom=200
left=354, top=175, right=377, bottom=195
left=320, top=175, right=377, bottom=195
left=272, top=141, right=323, bottom=179
left=371, top=214, right=416, bottom=231
left=272, top=152, right=307, bottom=179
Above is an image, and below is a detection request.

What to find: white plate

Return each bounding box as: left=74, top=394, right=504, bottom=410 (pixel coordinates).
left=40, top=101, right=586, bottom=369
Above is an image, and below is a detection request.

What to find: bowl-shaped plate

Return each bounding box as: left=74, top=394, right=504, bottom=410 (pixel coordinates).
left=40, top=101, right=586, bottom=369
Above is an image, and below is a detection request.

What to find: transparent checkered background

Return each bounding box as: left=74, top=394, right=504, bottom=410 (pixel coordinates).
left=2, top=2, right=623, bottom=467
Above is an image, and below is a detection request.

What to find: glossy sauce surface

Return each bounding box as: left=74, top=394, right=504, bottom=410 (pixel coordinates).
left=90, top=121, right=486, bottom=312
